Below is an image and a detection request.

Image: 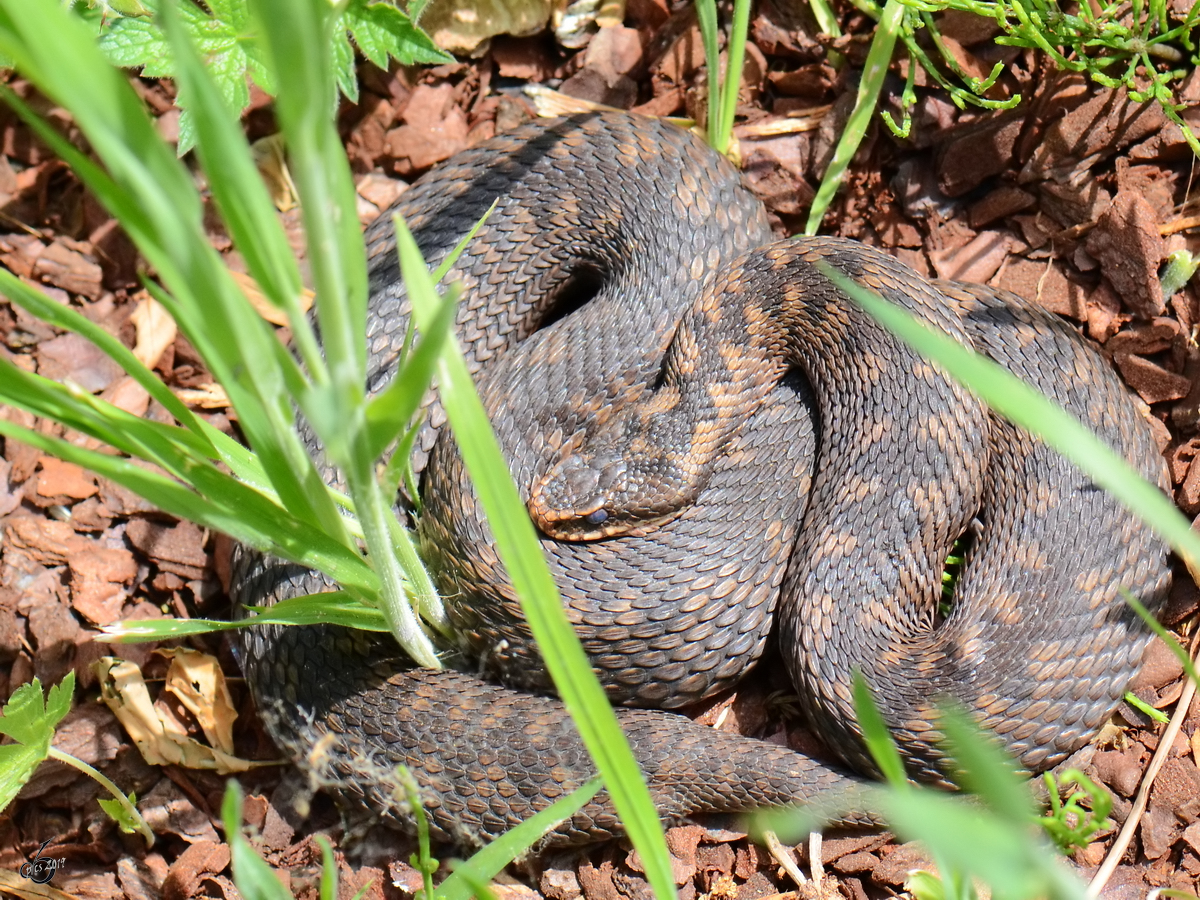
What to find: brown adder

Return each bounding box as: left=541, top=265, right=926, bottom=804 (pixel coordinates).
left=233, top=112, right=1172, bottom=848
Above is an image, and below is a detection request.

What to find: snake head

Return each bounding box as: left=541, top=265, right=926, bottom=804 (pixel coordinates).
left=528, top=451, right=629, bottom=540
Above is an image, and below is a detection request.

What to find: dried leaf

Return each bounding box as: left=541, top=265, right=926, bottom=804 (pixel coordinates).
left=95, top=656, right=257, bottom=773
left=130, top=294, right=178, bottom=370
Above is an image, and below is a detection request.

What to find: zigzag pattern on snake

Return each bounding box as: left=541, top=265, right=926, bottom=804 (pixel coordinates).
left=233, top=112, right=1172, bottom=849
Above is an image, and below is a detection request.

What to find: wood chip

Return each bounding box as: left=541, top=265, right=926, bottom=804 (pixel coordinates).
left=1086, top=191, right=1167, bottom=318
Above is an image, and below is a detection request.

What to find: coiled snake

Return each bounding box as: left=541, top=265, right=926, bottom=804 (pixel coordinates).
left=233, top=112, right=1172, bottom=848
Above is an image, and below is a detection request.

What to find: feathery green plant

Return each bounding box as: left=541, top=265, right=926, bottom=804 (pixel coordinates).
left=804, top=0, right=1200, bottom=230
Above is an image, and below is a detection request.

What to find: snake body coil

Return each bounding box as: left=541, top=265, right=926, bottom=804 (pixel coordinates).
left=235, top=113, right=1172, bottom=848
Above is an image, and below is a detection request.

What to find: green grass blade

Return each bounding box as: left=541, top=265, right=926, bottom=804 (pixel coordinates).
left=695, top=0, right=721, bottom=151
left=0, top=361, right=321, bottom=562
left=0, top=0, right=350, bottom=542
left=809, top=0, right=844, bottom=67
left=160, top=0, right=324, bottom=382
left=821, top=261, right=1200, bottom=584
left=715, top=0, right=751, bottom=151
left=99, top=592, right=389, bottom=643
left=805, top=0, right=905, bottom=233
left=437, top=778, right=603, bottom=900
left=253, top=0, right=367, bottom=396
left=315, top=836, right=339, bottom=900
left=0, top=269, right=212, bottom=447
left=1121, top=588, right=1199, bottom=685
left=871, top=790, right=1085, bottom=900
left=392, top=214, right=677, bottom=900
left=223, top=782, right=295, bottom=900
left=197, top=422, right=280, bottom=500
left=364, top=286, right=458, bottom=460
left=0, top=357, right=214, bottom=466
left=363, top=198, right=496, bottom=460
left=0, top=417, right=375, bottom=592
left=935, top=704, right=1035, bottom=824
left=430, top=199, right=497, bottom=283
left=852, top=671, right=909, bottom=788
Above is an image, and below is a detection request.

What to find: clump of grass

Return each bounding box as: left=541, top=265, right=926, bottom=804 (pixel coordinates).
left=0, top=0, right=676, bottom=893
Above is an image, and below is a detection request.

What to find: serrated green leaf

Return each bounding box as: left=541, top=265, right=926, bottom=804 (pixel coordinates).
left=0, top=744, right=41, bottom=813
left=329, top=26, right=359, bottom=103
left=206, top=0, right=248, bottom=30
left=98, top=790, right=142, bottom=832
left=181, top=12, right=238, bottom=55
left=206, top=40, right=252, bottom=114
left=0, top=671, right=74, bottom=747
left=105, top=0, right=154, bottom=16
left=0, top=672, right=75, bottom=813
left=342, top=0, right=450, bottom=67
left=243, top=41, right=276, bottom=94
left=176, top=109, right=197, bottom=156
left=98, top=16, right=171, bottom=70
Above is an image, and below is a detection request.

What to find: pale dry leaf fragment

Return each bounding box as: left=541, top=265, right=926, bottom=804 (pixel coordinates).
left=130, top=293, right=178, bottom=370
left=0, top=869, right=80, bottom=900
left=736, top=106, right=832, bottom=138
left=250, top=133, right=298, bottom=212
left=159, top=647, right=238, bottom=756
left=228, top=269, right=313, bottom=328
left=421, top=0, right=550, bottom=54
left=173, top=383, right=230, bottom=409
left=524, top=83, right=624, bottom=117
left=95, top=655, right=257, bottom=773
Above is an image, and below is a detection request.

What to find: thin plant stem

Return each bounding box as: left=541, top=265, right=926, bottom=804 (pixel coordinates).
left=48, top=747, right=154, bottom=847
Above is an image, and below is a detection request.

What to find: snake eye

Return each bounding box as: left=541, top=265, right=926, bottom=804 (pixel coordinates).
left=584, top=509, right=609, bottom=526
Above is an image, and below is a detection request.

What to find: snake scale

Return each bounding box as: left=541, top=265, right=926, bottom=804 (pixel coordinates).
left=233, top=112, right=1172, bottom=849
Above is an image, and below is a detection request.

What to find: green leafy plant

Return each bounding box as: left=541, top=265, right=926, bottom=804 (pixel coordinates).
left=1122, top=690, right=1171, bottom=723
left=0, top=673, right=153, bottom=845
left=0, top=0, right=676, bottom=894
left=803, top=0, right=1200, bottom=230
left=1040, top=769, right=1113, bottom=853
left=87, top=0, right=450, bottom=153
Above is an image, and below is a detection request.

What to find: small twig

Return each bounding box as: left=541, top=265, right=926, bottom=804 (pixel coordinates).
left=762, top=830, right=809, bottom=886
left=808, top=832, right=824, bottom=885
left=1160, top=214, right=1200, bottom=236
left=1088, top=631, right=1200, bottom=896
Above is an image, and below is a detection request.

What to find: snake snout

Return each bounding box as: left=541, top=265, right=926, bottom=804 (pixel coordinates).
left=528, top=452, right=629, bottom=540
